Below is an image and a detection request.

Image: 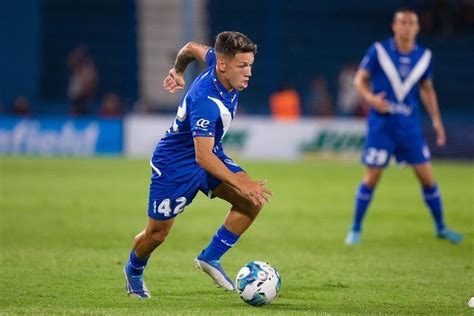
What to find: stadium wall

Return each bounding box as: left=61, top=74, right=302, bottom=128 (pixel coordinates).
left=124, top=115, right=367, bottom=160
left=1, top=116, right=472, bottom=159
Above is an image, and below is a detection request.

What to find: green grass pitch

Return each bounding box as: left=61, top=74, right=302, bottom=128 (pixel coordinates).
left=0, top=157, right=472, bottom=315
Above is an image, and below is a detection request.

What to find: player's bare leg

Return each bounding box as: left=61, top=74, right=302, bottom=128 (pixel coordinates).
left=345, top=167, right=383, bottom=245
left=124, top=218, right=175, bottom=298
left=133, top=217, right=175, bottom=258
left=412, top=162, right=435, bottom=187
left=195, top=172, right=264, bottom=291
left=412, top=163, right=463, bottom=244
left=362, top=167, right=383, bottom=188
left=219, top=173, right=262, bottom=234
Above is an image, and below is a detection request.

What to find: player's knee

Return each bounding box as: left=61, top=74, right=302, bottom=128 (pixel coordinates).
left=364, top=170, right=382, bottom=187
left=145, top=227, right=170, bottom=246
left=237, top=200, right=263, bottom=219
left=364, top=177, right=379, bottom=188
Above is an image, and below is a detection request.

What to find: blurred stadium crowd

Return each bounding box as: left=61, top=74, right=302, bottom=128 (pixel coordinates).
left=1, top=0, right=473, bottom=121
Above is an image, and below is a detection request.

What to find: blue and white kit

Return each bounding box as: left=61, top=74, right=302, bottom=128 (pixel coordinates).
left=360, top=37, right=433, bottom=167
left=148, top=49, right=243, bottom=220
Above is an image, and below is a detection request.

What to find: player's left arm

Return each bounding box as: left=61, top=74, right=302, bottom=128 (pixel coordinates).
left=163, top=42, right=212, bottom=93
left=419, top=79, right=446, bottom=146
left=193, top=137, right=272, bottom=207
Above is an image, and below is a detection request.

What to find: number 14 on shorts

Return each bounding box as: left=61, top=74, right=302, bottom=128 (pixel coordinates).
left=153, top=197, right=187, bottom=217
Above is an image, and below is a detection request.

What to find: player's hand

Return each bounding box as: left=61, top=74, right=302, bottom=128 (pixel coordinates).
left=370, top=92, right=391, bottom=114
left=237, top=179, right=273, bottom=207
left=433, top=119, right=446, bottom=146
left=163, top=68, right=185, bottom=93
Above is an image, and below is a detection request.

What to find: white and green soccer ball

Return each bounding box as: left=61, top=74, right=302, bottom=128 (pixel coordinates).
left=235, top=261, right=281, bottom=306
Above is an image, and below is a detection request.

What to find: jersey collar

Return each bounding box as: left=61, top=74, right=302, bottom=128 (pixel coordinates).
left=389, top=37, right=418, bottom=55
left=212, top=68, right=237, bottom=102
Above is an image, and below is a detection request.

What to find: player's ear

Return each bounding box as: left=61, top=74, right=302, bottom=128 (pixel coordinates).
left=414, top=21, right=420, bottom=35
left=217, top=58, right=226, bottom=73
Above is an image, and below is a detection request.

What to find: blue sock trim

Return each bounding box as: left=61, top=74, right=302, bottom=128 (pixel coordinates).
left=356, top=183, right=374, bottom=200
left=422, top=184, right=439, bottom=199
left=217, top=225, right=240, bottom=244
left=199, top=225, right=240, bottom=261
left=421, top=184, right=445, bottom=232
left=352, top=183, right=375, bottom=232
left=127, top=250, right=149, bottom=275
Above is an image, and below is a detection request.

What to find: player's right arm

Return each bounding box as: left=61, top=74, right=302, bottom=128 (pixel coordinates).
left=163, top=42, right=212, bottom=93
left=194, top=137, right=272, bottom=207
left=353, top=69, right=390, bottom=114
left=419, top=78, right=446, bottom=146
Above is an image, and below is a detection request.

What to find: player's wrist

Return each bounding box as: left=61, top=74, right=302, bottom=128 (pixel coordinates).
left=171, top=67, right=183, bottom=75
left=432, top=118, right=443, bottom=128
left=365, top=93, right=376, bottom=105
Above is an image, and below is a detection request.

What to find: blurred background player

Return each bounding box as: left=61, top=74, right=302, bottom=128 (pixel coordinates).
left=345, top=8, right=463, bottom=245
left=123, top=32, right=272, bottom=298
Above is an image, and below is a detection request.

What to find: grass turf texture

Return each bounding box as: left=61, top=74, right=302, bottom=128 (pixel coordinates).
left=0, top=157, right=472, bottom=315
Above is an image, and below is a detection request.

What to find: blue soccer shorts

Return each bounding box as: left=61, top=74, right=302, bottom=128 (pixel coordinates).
left=147, top=155, right=243, bottom=221
left=361, top=130, right=431, bottom=168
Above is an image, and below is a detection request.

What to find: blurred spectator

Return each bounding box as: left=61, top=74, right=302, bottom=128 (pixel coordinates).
left=303, top=76, right=334, bottom=117
left=11, top=96, right=31, bottom=116
left=67, top=45, right=98, bottom=116
left=100, top=93, right=122, bottom=118
left=133, top=99, right=154, bottom=114
left=460, top=0, right=474, bottom=26
left=417, top=0, right=462, bottom=35
left=434, top=0, right=455, bottom=36
left=418, top=0, right=435, bottom=33
left=269, top=83, right=301, bottom=121
left=336, top=64, right=368, bottom=116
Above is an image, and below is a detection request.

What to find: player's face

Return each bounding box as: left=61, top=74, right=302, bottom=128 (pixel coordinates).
left=222, top=52, right=254, bottom=91
left=392, top=12, right=419, bottom=42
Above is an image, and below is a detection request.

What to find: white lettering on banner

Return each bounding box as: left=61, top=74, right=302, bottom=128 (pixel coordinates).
left=0, top=121, right=99, bottom=155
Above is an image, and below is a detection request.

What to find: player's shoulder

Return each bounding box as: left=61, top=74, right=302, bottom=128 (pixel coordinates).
left=363, top=39, right=387, bottom=57
left=187, top=76, right=220, bottom=111
left=371, top=38, right=391, bottom=51
left=415, top=42, right=432, bottom=55
left=205, top=48, right=217, bottom=66
left=188, top=69, right=213, bottom=98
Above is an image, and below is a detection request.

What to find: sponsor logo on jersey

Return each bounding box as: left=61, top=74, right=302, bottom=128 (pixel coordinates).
left=388, top=101, right=413, bottom=116
left=196, top=119, right=210, bottom=130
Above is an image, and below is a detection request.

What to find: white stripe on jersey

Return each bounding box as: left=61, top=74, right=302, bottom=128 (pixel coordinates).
left=374, top=42, right=431, bottom=103
left=172, top=92, right=189, bottom=132
left=149, top=160, right=162, bottom=176
left=207, top=96, right=232, bottom=139
left=201, top=70, right=211, bottom=79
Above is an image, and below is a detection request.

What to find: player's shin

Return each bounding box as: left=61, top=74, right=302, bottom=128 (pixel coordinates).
left=422, top=184, right=445, bottom=232
left=198, top=225, right=240, bottom=261
left=126, top=250, right=149, bottom=277
left=351, top=183, right=375, bottom=232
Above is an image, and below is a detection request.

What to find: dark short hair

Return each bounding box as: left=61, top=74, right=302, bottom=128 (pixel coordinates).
left=214, top=31, right=257, bottom=57
left=393, top=7, right=418, bottom=21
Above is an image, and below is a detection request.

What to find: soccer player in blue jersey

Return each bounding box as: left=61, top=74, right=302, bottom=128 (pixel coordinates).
left=123, top=32, right=272, bottom=298
left=345, top=8, right=463, bottom=245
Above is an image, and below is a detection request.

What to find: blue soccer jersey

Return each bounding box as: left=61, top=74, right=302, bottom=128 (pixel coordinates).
left=359, top=37, right=433, bottom=167
left=147, top=48, right=243, bottom=220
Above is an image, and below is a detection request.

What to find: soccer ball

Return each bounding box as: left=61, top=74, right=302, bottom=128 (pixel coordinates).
left=235, top=261, right=281, bottom=306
